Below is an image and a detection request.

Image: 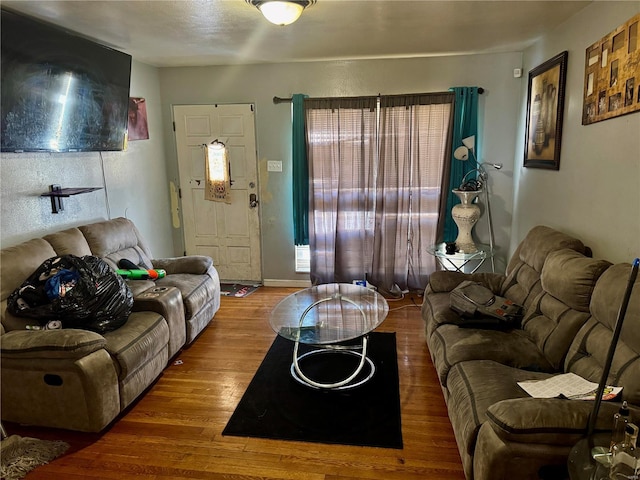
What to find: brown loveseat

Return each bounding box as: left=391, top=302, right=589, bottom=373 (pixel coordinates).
left=0, top=217, right=221, bottom=432
left=422, top=226, right=640, bottom=480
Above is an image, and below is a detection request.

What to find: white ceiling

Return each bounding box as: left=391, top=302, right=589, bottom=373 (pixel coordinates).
left=2, top=0, right=593, bottom=67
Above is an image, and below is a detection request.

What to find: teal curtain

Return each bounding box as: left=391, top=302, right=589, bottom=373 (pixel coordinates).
left=442, top=87, right=480, bottom=243
left=292, top=94, right=309, bottom=245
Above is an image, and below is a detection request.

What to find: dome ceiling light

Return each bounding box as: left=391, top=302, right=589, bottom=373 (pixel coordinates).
left=247, top=0, right=316, bottom=26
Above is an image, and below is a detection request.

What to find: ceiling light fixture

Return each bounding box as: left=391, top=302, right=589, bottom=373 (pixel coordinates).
left=247, top=0, right=316, bottom=26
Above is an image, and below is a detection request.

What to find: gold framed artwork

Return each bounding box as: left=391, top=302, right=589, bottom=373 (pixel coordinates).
left=582, top=13, right=640, bottom=125
left=524, top=51, right=568, bottom=170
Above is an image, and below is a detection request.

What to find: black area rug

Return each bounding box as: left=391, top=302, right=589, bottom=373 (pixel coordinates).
left=222, top=332, right=403, bottom=449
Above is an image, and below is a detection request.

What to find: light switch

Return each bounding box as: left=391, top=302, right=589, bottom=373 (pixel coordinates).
left=267, top=160, right=282, bottom=172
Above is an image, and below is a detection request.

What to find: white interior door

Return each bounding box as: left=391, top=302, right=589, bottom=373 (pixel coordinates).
left=173, top=104, right=261, bottom=283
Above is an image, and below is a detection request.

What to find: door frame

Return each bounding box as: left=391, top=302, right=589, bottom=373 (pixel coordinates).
left=172, top=103, right=262, bottom=283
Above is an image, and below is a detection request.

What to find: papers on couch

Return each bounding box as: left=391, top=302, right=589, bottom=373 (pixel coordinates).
left=518, top=372, right=623, bottom=401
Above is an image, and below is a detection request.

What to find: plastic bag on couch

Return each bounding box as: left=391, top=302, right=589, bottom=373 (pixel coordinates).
left=7, top=254, right=132, bottom=333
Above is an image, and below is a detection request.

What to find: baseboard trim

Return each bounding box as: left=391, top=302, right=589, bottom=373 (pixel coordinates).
left=262, top=279, right=312, bottom=288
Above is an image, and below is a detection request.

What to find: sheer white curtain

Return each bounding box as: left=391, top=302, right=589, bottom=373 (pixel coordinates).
left=373, top=94, right=453, bottom=291
left=306, top=97, right=377, bottom=285
left=305, top=94, right=453, bottom=292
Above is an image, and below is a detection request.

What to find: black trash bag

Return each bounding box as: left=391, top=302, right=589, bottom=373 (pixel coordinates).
left=7, top=254, right=133, bottom=333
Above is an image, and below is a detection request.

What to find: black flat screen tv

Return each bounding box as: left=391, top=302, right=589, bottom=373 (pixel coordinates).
left=1, top=9, right=132, bottom=152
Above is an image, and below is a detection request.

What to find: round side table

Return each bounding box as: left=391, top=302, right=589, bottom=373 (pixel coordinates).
left=567, top=433, right=612, bottom=480
left=427, top=242, right=494, bottom=273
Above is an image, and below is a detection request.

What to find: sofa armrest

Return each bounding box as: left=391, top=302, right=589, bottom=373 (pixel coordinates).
left=485, top=397, right=628, bottom=446
left=429, top=271, right=505, bottom=293
left=1, top=329, right=106, bottom=360
left=152, top=256, right=213, bottom=275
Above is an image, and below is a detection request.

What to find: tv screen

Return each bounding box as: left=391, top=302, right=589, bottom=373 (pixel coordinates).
left=1, top=9, right=132, bottom=152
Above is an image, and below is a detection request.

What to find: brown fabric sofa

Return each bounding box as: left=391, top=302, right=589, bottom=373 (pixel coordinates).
left=422, top=226, right=640, bottom=480
left=0, top=217, right=221, bottom=432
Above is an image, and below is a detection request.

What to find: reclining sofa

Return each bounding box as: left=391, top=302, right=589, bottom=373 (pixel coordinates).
left=0, top=217, right=221, bottom=432
left=422, top=226, right=640, bottom=480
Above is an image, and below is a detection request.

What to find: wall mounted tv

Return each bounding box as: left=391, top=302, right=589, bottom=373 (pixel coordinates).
left=1, top=9, right=132, bottom=153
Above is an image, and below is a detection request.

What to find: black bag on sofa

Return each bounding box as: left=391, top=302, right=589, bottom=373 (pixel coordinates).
left=7, top=254, right=132, bottom=333
left=450, top=280, right=523, bottom=328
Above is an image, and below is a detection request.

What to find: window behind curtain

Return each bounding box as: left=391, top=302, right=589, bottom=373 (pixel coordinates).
left=373, top=94, right=453, bottom=290
left=305, top=97, right=378, bottom=286
left=305, top=93, right=453, bottom=292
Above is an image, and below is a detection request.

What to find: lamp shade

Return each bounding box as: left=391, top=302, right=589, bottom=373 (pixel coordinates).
left=453, top=146, right=470, bottom=161
left=248, top=1, right=315, bottom=26
left=462, top=135, right=475, bottom=150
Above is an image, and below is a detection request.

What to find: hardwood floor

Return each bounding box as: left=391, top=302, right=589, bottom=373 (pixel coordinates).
left=5, top=287, right=465, bottom=479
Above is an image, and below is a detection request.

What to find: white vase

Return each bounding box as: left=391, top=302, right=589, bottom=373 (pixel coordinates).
left=451, top=189, right=482, bottom=253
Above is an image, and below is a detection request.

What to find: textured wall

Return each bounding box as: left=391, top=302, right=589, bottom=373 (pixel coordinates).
left=512, top=2, right=640, bottom=264
left=0, top=151, right=107, bottom=244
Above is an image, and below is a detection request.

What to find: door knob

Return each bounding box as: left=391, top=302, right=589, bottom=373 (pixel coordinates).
left=249, top=193, right=259, bottom=208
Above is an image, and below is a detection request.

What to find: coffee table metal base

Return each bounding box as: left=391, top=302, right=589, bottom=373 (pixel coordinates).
left=271, top=284, right=389, bottom=391
left=291, top=336, right=375, bottom=390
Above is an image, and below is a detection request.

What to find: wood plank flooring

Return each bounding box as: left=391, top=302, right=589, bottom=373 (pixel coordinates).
left=5, top=287, right=465, bottom=479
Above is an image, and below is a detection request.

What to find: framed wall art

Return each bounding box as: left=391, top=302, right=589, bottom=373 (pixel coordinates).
left=582, top=13, right=640, bottom=125
left=524, top=51, right=568, bottom=170
left=128, top=97, right=149, bottom=141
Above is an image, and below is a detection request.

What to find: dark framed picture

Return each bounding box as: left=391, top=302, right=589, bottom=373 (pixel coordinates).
left=524, top=51, right=568, bottom=170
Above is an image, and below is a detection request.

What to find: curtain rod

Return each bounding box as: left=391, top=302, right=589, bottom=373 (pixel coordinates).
left=273, top=88, right=484, bottom=104
left=273, top=96, right=292, bottom=104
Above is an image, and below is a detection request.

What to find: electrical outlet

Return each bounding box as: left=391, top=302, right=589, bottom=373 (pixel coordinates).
left=267, top=160, right=282, bottom=172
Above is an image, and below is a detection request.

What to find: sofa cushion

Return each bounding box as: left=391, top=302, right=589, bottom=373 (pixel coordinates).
left=540, top=249, right=611, bottom=313
left=79, top=217, right=154, bottom=270
left=506, top=226, right=586, bottom=276
left=521, top=292, right=592, bottom=372
left=102, top=311, right=168, bottom=381
left=421, top=290, right=463, bottom=339
left=500, top=261, right=543, bottom=310
left=565, top=262, right=640, bottom=405
left=126, top=280, right=157, bottom=297
left=0, top=239, right=57, bottom=302
left=429, top=325, right=553, bottom=386
left=520, top=250, right=611, bottom=371
left=427, top=271, right=505, bottom=294
left=422, top=272, right=506, bottom=338
left=590, top=263, right=640, bottom=343
left=500, top=226, right=586, bottom=311
left=155, top=273, right=216, bottom=321
left=43, top=227, right=93, bottom=257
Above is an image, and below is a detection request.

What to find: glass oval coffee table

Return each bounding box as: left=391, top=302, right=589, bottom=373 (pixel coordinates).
left=269, top=283, right=389, bottom=390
